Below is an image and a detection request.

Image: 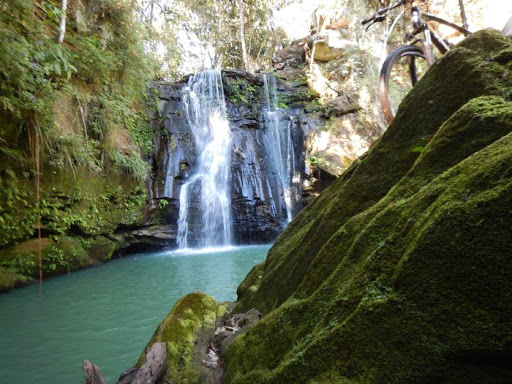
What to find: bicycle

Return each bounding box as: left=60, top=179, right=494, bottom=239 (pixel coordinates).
left=362, top=0, right=471, bottom=124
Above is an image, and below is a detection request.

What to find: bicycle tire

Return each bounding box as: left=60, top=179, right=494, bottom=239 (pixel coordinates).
left=379, top=45, right=427, bottom=124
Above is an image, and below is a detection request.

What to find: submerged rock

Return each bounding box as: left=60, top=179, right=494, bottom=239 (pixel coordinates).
left=222, top=30, right=512, bottom=383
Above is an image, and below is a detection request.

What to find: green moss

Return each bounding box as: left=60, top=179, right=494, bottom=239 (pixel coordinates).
left=40, top=169, right=146, bottom=236
left=217, top=303, right=228, bottom=318
left=224, top=30, right=512, bottom=384
left=223, top=75, right=259, bottom=105
left=137, top=292, right=219, bottom=384
left=0, top=236, right=91, bottom=279
left=0, top=266, right=17, bottom=292
left=235, top=29, right=512, bottom=315
left=226, top=130, right=512, bottom=384
left=0, top=266, right=33, bottom=293
left=78, top=235, right=117, bottom=262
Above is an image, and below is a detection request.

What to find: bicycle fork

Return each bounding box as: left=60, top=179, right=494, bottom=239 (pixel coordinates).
left=411, top=1, right=435, bottom=65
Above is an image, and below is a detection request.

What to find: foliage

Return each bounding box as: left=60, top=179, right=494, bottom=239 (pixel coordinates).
left=41, top=246, right=70, bottom=272
left=0, top=165, right=147, bottom=251
left=40, top=182, right=147, bottom=236
left=223, top=75, right=258, bottom=104
left=158, top=199, right=169, bottom=210
left=0, top=0, right=157, bottom=252
left=0, top=170, right=38, bottom=247
left=0, top=0, right=156, bottom=175
left=137, top=0, right=290, bottom=75
left=0, top=254, right=37, bottom=276
left=47, top=134, right=102, bottom=174
left=107, top=148, right=150, bottom=181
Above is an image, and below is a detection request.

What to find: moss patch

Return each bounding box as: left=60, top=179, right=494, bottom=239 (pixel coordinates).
left=0, top=266, right=34, bottom=292
left=0, top=236, right=91, bottom=279
left=78, top=235, right=117, bottom=262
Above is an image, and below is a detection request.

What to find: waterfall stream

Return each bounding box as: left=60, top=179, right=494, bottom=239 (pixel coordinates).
left=166, top=71, right=301, bottom=247
left=262, top=74, right=296, bottom=224
left=177, top=70, right=232, bottom=248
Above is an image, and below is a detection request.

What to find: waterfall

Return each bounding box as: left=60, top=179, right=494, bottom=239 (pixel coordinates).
left=177, top=70, right=232, bottom=249
left=262, top=75, right=296, bottom=224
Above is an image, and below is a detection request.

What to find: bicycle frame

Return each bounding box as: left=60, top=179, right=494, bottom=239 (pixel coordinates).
left=364, top=0, right=472, bottom=124
left=405, top=2, right=471, bottom=65
left=364, top=0, right=471, bottom=62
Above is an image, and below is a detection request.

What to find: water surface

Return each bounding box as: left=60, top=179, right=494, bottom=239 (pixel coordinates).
left=0, top=245, right=270, bottom=383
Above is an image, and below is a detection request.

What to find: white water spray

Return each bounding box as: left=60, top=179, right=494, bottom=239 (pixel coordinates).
left=177, top=70, right=232, bottom=249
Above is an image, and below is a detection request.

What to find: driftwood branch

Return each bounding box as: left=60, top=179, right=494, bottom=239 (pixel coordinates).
left=82, top=360, right=107, bottom=384
left=118, top=342, right=168, bottom=384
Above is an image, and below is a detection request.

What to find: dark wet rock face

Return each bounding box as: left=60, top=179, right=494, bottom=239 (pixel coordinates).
left=148, top=71, right=314, bottom=244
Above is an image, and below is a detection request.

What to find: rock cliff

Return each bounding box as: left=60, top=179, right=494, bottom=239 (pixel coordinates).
left=145, top=70, right=320, bottom=245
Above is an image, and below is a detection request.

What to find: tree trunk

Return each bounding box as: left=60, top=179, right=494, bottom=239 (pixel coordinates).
left=237, top=0, right=249, bottom=70
left=503, top=16, right=512, bottom=37
left=56, top=0, right=68, bottom=44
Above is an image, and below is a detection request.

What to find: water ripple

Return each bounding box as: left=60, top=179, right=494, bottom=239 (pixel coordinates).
left=0, top=244, right=270, bottom=384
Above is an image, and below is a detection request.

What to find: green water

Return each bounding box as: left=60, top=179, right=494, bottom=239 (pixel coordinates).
left=0, top=245, right=270, bottom=384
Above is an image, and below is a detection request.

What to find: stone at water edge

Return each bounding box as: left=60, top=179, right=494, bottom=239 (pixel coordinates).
left=133, top=292, right=220, bottom=384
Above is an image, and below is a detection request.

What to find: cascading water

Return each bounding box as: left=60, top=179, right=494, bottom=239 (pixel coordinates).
left=177, top=70, right=232, bottom=249
left=262, top=74, right=296, bottom=224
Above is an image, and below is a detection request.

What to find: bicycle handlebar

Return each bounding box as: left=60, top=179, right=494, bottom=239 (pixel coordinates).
left=362, top=0, right=410, bottom=27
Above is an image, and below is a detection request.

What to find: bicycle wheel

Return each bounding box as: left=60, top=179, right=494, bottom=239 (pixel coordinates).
left=379, top=45, right=428, bottom=124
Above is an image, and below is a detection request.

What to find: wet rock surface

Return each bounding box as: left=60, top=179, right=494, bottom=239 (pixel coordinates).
left=148, top=72, right=313, bottom=245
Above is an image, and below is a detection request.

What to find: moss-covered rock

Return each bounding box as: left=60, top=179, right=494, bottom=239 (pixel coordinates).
left=0, top=167, right=145, bottom=291
left=0, top=266, right=34, bottom=292
left=79, top=235, right=117, bottom=262
left=137, top=292, right=220, bottom=384
left=0, top=236, right=92, bottom=281
left=235, top=28, right=512, bottom=314
left=224, top=30, right=512, bottom=383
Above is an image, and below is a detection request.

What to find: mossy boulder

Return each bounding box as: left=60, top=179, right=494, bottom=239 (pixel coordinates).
left=0, top=266, right=34, bottom=292
left=0, top=167, right=145, bottom=292
left=0, top=236, right=92, bottom=282
left=80, top=235, right=117, bottom=262
left=224, top=30, right=512, bottom=383
left=136, top=292, right=220, bottom=384
left=235, top=29, right=512, bottom=314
